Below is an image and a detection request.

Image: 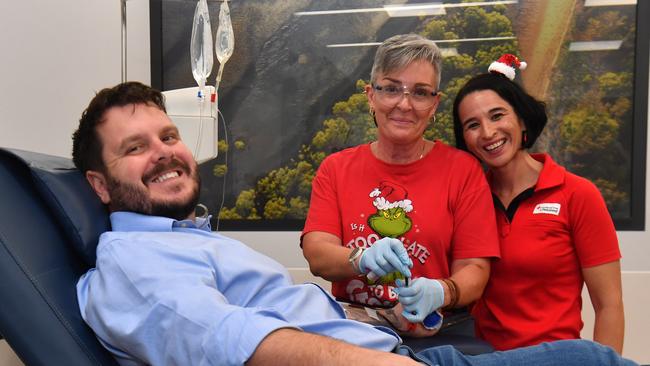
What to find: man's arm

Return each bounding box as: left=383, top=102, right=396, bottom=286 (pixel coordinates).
left=247, top=328, right=421, bottom=366
left=81, top=239, right=311, bottom=366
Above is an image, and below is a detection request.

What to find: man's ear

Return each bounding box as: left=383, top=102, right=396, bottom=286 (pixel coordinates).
left=86, top=170, right=111, bottom=204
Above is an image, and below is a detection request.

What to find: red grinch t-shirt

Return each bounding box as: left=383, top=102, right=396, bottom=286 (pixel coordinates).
left=302, top=142, right=500, bottom=306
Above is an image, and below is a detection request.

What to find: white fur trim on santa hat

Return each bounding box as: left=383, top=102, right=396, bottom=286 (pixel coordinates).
left=372, top=197, right=413, bottom=213
left=488, top=61, right=516, bottom=80
left=369, top=188, right=382, bottom=198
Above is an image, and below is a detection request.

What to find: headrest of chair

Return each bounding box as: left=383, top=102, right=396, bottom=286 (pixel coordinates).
left=2, top=148, right=110, bottom=266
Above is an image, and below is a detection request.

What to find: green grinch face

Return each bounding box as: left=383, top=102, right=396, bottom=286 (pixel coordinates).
left=367, top=270, right=406, bottom=285
left=368, top=207, right=412, bottom=238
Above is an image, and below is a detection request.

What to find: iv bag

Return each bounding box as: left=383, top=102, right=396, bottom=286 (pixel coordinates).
left=190, top=0, right=213, bottom=93
left=215, top=0, right=234, bottom=65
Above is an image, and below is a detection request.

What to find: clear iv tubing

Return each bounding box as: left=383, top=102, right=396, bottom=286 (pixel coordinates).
left=194, top=92, right=205, bottom=159
left=215, top=108, right=229, bottom=231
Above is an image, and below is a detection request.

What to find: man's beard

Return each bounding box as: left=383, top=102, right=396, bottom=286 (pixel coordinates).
left=105, top=159, right=201, bottom=221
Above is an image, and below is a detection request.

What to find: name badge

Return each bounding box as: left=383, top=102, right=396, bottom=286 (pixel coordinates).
left=533, top=203, right=561, bottom=216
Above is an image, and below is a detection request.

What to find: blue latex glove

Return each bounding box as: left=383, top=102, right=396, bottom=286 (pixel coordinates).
left=395, top=277, right=444, bottom=323
left=358, top=237, right=412, bottom=279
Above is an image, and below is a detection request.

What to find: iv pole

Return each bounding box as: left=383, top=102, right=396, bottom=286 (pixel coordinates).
left=121, top=0, right=128, bottom=82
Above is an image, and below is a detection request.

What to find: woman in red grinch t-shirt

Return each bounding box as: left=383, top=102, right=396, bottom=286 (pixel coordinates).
left=301, top=34, right=500, bottom=335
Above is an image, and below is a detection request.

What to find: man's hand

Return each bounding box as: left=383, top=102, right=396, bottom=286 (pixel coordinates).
left=359, top=238, right=412, bottom=278
left=395, top=278, right=444, bottom=323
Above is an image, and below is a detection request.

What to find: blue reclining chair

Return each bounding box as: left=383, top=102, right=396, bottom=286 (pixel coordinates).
left=0, top=148, right=118, bottom=365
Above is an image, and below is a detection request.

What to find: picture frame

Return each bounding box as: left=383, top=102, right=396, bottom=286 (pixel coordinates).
left=150, top=0, right=648, bottom=231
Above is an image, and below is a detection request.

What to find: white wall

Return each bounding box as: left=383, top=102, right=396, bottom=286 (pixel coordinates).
left=0, top=1, right=150, bottom=365
left=0, top=0, right=150, bottom=158
left=0, top=0, right=648, bottom=364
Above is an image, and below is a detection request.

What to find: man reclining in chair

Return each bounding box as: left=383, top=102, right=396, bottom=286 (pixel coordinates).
left=73, top=81, right=637, bottom=366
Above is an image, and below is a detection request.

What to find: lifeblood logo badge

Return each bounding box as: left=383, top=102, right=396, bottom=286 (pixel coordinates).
left=533, top=203, right=561, bottom=216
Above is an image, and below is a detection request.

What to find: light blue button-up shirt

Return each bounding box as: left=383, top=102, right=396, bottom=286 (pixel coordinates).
left=77, top=212, right=400, bottom=366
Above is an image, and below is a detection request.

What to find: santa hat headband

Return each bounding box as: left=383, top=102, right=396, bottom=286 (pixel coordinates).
left=488, top=54, right=527, bottom=81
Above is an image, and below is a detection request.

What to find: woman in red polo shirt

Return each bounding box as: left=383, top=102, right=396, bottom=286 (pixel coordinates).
left=451, top=55, right=624, bottom=353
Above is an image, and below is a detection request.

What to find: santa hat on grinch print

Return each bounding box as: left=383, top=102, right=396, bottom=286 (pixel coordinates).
left=369, top=181, right=413, bottom=212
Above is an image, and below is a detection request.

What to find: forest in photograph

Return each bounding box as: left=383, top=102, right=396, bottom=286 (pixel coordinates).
left=544, top=5, right=635, bottom=218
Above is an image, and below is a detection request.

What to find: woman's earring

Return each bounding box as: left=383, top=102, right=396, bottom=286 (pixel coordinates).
left=369, top=107, right=378, bottom=127
left=430, top=115, right=436, bottom=124
left=522, top=130, right=528, bottom=147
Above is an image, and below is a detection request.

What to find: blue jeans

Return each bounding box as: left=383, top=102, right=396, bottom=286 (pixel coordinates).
left=396, top=339, right=638, bottom=366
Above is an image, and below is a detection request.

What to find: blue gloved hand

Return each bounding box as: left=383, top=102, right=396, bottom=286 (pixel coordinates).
left=358, top=237, right=412, bottom=279
left=395, top=277, right=444, bottom=323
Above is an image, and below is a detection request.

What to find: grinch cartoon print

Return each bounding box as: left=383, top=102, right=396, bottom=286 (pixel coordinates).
left=369, top=181, right=413, bottom=239
left=344, top=181, right=415, bottom=307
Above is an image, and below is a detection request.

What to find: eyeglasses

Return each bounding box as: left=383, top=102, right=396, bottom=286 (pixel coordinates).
left=372, top=83, right=439, bottom=110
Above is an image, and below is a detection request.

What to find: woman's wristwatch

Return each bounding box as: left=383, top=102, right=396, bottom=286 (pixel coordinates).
left=348, top=247, right=364, bottom=274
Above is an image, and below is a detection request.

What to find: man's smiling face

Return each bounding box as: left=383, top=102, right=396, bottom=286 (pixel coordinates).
left=88, top=103, right=200, bottom=220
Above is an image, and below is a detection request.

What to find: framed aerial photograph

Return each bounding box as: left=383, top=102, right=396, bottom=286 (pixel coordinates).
left=150, top=0, right=648, bottom=230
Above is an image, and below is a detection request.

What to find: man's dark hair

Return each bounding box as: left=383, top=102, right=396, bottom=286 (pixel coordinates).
left=452, top=72, right=547, bottom=151
left=72, top=81, right=166, bottom=173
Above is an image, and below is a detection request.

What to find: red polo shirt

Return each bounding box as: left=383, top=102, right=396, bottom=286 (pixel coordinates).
left=473, top=154, right=621, bottom=350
